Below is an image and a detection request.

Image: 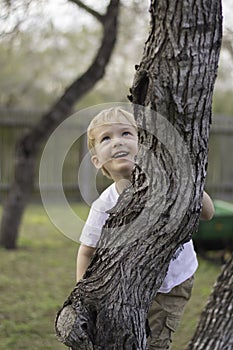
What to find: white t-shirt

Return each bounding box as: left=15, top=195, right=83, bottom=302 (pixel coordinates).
left=80, top=183, right=198, bottom=293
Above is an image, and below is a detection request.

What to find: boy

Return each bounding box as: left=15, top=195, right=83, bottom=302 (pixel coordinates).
left=76, top=107, right=215, bottom=349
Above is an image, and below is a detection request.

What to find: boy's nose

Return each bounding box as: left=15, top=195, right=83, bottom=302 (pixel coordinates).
left=112, top=137, right=124, bottom=147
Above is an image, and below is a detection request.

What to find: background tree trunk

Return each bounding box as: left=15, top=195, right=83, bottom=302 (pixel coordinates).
left=187, top=254, right=233, bottom=350
left=55, top=0, right=222, bottom=349
left=0, top=0, right=120, bottom=249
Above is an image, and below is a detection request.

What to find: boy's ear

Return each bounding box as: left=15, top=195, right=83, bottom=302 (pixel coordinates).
left=91, top=155, right=102, bottom=169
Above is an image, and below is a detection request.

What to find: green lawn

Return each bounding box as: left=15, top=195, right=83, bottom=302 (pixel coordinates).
left=0, top=204, right=221, bottom=350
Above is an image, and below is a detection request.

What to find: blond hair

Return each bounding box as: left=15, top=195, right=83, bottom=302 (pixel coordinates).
left=87, top=107, right=137, bottom=178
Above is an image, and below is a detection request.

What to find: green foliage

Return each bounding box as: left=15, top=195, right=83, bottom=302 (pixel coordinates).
left=0, top=24, right=101, bottom=109
left=0, top=204, right=221, bottom=350
left=0, top=1, right=232, bottom=113
left=0, top=1, right=150, bottom=110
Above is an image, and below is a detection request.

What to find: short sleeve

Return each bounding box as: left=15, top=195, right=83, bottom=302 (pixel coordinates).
left=79, top=183, right=119, bottom=248
left=79, top=204, right=109, bottom=248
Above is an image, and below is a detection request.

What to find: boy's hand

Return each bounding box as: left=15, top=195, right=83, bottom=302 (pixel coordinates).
left=200, top=191, right=215, bottom=221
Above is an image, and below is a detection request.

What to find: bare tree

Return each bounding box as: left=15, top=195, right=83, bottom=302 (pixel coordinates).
left=55, top=0, right=223, bottom=349
left=0, top=0, right=120, bottom=249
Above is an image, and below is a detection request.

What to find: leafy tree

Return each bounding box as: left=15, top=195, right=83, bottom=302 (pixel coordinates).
left=0, top=0, right=120, bottom=249
left=0, top=0, right=104, bottom=108
left=0, top=1, right=149, bottom=109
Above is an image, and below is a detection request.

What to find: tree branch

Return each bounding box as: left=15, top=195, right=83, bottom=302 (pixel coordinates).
left=69, top=0, right=105, bottom=23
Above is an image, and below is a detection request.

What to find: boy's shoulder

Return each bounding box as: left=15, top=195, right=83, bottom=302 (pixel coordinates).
left=92, top=182, right=118, bottom=213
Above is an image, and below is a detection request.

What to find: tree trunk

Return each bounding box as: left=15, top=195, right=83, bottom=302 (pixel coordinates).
left=55, top=0, right=222, bottom=349
left=0, top=0, right=120, bottom=249
left=187, top=255, right=233, bottom=350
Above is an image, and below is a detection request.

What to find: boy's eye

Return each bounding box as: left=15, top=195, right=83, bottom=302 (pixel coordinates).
left=122, top=131, right=131, bottom=136
left=101, top=135, right=110, bottom=142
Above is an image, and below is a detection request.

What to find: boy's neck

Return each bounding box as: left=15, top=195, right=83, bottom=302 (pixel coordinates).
left=115, top=178, right=132, bottom=194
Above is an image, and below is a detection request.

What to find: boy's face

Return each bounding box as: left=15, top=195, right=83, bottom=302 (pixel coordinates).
left=91, top=122, right=138, bottom=182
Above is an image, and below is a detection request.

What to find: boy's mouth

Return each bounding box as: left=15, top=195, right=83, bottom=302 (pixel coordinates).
left=112, top=151, right=129, bottom=159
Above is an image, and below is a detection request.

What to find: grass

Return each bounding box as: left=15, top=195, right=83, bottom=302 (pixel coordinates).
left=0, top=204, right=221, bottom=350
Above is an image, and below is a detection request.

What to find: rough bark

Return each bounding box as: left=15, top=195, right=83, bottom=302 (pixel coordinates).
left=55, top=0, right=222, bottom=349
left=187, top=254, right=233, bottom=350
left=0, top=0, right=120, bottom=249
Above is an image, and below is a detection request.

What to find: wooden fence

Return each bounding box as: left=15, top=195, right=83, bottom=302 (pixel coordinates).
left=0, top=108, right=233, bottom=203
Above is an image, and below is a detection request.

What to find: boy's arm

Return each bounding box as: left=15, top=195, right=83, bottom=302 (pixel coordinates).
left=76, top=244, right=96, bottom=282
left=200, top=191, right=215, bottom=221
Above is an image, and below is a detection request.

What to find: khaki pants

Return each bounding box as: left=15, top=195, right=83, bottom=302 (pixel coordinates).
left=147, top=276, right=194, bottom=350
